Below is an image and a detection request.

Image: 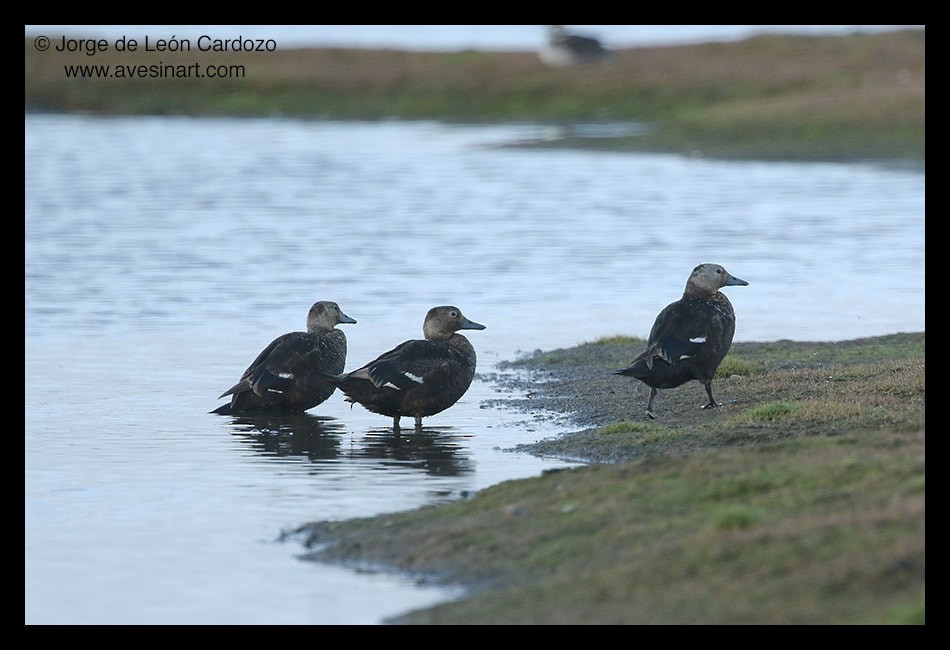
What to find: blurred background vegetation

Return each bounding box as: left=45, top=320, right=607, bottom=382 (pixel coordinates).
left=25, top=29, right=924, bottom=163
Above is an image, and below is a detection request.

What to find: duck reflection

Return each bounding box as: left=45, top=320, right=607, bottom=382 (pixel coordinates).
left=356, top=426, right=475, bottom=477
left=228, top=412, right=345, bottom=460
left=223, top=414, right=475, bottom=477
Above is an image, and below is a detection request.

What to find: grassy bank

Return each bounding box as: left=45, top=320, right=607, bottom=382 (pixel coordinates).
left=25, top=30, right=924, bottom=163
left=294, top=334, right=924, bottom=624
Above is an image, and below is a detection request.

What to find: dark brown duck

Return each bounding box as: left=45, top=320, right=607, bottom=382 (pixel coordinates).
left=212, top=300, right=356, bottom=415
left=321, top=306, right=485, bottom=431
left=615, top=264, right=748, bottom=419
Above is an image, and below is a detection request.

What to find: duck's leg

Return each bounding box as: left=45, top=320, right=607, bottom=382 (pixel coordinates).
left=701, top=381, right=722, bottom=409
left=645, top=387, right=659, bottom=419
left=392, top=415, right=401, bottom=432
left=414, top=415, right=424, bottom=430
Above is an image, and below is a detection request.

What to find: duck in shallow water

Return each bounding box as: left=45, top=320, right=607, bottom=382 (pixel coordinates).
left=321, top=306, right=485, bottom=431
left=212, top=301, right=356, bottom=415
left=614, top=264, right=748, bottom=419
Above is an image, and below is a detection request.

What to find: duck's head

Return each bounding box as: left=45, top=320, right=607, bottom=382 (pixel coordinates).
left=423, top=306, right=486, bottom=341
left=685, top=264, right=749, bottom=298
left=307, top=301, right=357, bottom=332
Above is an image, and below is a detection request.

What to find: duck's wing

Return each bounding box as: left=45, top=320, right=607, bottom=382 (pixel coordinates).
left=351, top=340, right=465, bottom=391
left=217, top=336, right=283, bottom=398
left=221, top=332, right=326, bottom=398
left=639, top=301, right=721, bottom=367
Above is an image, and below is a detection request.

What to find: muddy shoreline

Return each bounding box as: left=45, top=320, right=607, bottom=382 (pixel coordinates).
left=483, top=335, right=918, bottom=463
left=295, top=333, right=925, bottom=624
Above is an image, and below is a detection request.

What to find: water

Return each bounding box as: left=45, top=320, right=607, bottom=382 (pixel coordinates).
left=24, top=114, right=924, bottom=625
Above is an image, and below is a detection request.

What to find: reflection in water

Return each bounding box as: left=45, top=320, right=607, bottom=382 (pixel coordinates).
left=225, top=414, right=475, bottom=477
left=228, top=413, right=346, bottom=461
left=357, top=427, right=475, bottom=477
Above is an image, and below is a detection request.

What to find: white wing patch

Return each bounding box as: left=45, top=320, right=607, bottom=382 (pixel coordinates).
left=382, top=372, right=425, bottom=390
left=264, top=372, right=293, bottom=393
left=678, top=337, right=706, bottom=359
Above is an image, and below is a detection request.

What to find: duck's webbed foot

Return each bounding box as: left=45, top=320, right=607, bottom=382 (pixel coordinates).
left=701, top=383, right=722, bottom=410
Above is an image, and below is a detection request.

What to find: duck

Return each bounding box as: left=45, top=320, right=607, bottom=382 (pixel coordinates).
left=539, top=25, right=613, bottom=67
left=614, top=264, right=748, bottom=419
left=212, top=300, right=356, bottom=415
left=321, top=306, right=485, bottom=431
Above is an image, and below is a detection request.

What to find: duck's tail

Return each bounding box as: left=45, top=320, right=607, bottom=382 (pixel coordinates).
left=613, top=364, right=644, bottom=378
left=210, top=402, right=232, bottom=415
left=316, top=370, right=345, bottom=386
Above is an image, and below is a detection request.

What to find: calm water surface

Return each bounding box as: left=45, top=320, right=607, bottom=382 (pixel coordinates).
left=25, top=114, right=924, bottom=624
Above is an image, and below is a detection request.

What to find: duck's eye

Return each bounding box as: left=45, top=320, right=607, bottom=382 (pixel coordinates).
left=450, top=311, right=458, bottom=317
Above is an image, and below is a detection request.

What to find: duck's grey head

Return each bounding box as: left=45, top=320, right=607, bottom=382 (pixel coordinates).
left=685, top=264, right=749, bottom=298
left=307, top=300, right=357, bottom=332
left=423, top=306, right=486, bottom=341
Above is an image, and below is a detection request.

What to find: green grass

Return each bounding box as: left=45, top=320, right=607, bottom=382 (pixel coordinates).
left=299, top=429, right=924, bottom=624
left=295, top=333, right=925, bottom=624
left=596, top=421, right=657, bottom=435
left=742, top=402, right=798, bottom=422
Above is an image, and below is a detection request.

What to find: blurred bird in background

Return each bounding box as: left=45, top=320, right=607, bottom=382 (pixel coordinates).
left=539, top=25, right=614, bottom=66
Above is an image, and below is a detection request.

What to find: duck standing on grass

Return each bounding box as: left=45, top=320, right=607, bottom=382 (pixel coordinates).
left=321, top=306, right=485, bottom=432
left=212, top=301, right=356, bottom=415
left=615, top=264, right=748, bottom=419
